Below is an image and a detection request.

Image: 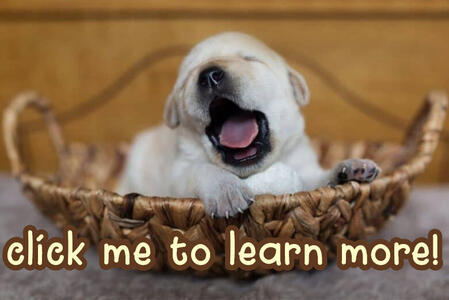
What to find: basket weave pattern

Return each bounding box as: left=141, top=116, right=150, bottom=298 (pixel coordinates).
left=3, top=91, right=447, bottom=276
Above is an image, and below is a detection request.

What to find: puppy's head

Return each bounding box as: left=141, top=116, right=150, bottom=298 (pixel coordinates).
left=164, top=32, right=310, bottom=177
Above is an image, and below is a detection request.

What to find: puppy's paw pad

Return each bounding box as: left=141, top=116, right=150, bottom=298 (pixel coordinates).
left=335, top=159, right=380, bottom=184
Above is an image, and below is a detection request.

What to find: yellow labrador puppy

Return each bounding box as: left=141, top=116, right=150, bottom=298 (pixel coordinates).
left=118, top=32, right=379, bottom=218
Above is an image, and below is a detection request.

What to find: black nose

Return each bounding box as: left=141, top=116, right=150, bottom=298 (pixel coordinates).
left=198, top=66, right=225, bottom=88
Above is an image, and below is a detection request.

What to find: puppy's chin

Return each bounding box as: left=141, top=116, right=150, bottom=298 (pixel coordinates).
left=205, top=97, right=272, bottom=177
left=203, top=141, right=273, bottom=178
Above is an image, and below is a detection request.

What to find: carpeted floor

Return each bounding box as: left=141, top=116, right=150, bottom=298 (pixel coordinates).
left=1, top=173, right=448, bottom=300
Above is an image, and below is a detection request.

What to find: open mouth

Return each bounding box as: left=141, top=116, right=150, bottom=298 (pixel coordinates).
left=206, top=98, right=271, bottom=166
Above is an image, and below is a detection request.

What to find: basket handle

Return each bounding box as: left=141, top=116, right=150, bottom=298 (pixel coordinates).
left=3, top=90, right=447, bottom=179
left=3, top=91, right=67, bottom=176
left=401, top=90, right=448, bottom=179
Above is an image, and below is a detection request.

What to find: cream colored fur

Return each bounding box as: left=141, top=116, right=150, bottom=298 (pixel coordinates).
left=117, top=32, right=379, bottom=217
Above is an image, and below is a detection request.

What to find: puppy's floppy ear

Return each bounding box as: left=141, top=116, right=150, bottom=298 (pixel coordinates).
left=287, top=66, right=310, bottom=106
left=163, top=90, right=180, bottom=128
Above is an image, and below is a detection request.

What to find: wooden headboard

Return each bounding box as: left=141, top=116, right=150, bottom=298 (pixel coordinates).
left=0, top=0, right=448, bottom=182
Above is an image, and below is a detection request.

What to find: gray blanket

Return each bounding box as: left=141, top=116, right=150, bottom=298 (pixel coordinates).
left=0, top=173, right=448, bottom=300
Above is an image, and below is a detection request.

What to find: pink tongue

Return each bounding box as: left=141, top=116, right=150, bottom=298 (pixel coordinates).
left=219, top=112, right=259, bottom=149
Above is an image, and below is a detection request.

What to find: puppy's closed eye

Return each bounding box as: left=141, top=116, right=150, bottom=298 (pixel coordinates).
left=242, top=55, right=262, bottom=63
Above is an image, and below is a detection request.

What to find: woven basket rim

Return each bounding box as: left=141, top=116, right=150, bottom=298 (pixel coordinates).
left=2, top=90, right=448, bottom=215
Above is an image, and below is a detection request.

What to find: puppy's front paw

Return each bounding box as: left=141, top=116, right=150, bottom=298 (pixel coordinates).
left=332, top=159, right=380, bottom=185
left=198, top=175, right=254, bottom=218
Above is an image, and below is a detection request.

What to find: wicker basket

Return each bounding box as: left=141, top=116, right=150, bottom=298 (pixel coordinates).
left=3, top=91, right=447, bottom=277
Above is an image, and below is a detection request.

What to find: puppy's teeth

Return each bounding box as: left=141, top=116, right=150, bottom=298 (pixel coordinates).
left=225, top=211, right=229, bottom=219
left=237, top=208, right=243, bottom=214
left=211, top=213, right=215, bottom=219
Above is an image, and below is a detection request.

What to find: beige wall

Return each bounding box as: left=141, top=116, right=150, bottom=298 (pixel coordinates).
left=0, top=1, right=448, bottom=182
